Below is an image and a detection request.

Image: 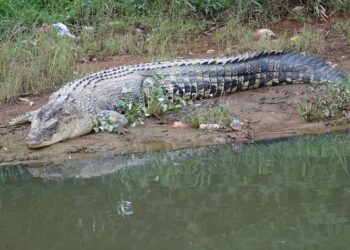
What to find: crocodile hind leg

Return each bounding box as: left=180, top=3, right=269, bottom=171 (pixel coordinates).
left=9, top=110, right=39, bottom=126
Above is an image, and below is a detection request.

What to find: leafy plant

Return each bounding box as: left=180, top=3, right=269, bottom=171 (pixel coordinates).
left=112, top=84, right=188, bottom=128
left=93, top=117, right=119, bottom=133
left=116, top=98, right=149, bottom=124
left=145, top=84, right=187, bottom=117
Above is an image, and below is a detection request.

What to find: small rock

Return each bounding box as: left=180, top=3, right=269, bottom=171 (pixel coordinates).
left=324, top=108, right=331, bottom=118
left=253, top=28, right=277, bottom=40
left=199, top=123, right=221, bottom=130
left=171, top=121, right=187, bottom=128
left=292, top=6, right=305, bottom=12
left=206, top=49, right=215, bottom=54
left=135, top=28, right=144, bottom=36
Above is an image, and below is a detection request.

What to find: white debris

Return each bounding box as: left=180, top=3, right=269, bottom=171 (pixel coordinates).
left=199, top=123, right=221, bottom=130
left=82, top=26, right=94, bottom=32
left=51, top=23, right=75, bottom=38
left=117, top=201, right=133, bottom=216
left=18, top=97, right=34, bottom=106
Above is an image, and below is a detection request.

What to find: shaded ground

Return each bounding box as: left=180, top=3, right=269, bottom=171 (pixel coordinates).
left=1, top=21, right=350, bottom=167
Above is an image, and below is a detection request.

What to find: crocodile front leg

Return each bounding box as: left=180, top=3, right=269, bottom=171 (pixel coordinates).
left=9, top=110, right=39, bottom=126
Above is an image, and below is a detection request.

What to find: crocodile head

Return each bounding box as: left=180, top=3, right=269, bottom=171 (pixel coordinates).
left=25, top=100, right=92, bottom=148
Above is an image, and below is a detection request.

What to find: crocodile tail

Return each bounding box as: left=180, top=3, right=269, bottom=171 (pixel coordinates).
left=277, top=50, right=346, bottom=83
left=253, top=50, right=346, bottom=85
left=219, top=50, right=347, bottom=94
left=151, top=50, right=347, bottom=99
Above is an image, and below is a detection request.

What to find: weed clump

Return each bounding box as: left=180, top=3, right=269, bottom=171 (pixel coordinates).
left=333, top=19, right=350, bottom=39
left=296, top=80, right=350, bottom=124
left=184, top=103, right=231, bottom=129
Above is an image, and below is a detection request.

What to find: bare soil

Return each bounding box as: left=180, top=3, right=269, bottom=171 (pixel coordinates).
left=1, top=20, right=350, bottom=167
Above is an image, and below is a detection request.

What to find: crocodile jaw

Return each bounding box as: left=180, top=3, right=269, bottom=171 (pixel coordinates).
left=26, top=121, right=93, bottom=148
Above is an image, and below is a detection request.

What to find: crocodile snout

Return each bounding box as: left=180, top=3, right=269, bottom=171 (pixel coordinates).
left=25, top=133, right=43, bottom=148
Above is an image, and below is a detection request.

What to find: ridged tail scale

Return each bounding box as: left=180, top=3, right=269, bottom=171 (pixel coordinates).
left=156, top=51, right=346, bottom=99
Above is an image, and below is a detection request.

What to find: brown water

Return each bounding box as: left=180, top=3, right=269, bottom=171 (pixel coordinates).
left=1, top=134, right=350, bottom=250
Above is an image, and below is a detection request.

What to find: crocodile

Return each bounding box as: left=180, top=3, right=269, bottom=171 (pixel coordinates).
left=9, top=50, right=346, bottom=148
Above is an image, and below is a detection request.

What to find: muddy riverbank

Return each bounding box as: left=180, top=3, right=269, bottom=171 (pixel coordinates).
left=1, top=83, right=350, bottom=167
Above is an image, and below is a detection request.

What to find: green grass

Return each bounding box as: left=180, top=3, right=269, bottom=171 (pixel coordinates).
left=216, top=19, right=325, bottom=54
left=296, top=79, right=350, bottom=124
left=0, top=0, right=348, bottom=102
left=0, top=30, right=76, bottom=102
left=184, top=102, right=231, bottom=129
left=333, top=19, right=350, bottom=39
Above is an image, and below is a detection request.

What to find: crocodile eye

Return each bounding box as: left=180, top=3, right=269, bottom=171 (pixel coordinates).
left=46, top=119, right=59, bottom=131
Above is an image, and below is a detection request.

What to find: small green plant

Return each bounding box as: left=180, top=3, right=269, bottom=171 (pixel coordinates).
left=296, top=100, right=320, bottom=121
left=93, top=117, right=119, bottom=133
left=296, top=80, right=350, bottom=124
left=116, top=98, right=149, bottom=124
left=333, top=19, right=350, bottom=39
left=290, top=25, right=325, bottom=54
left=184, top=102, right=231, bottom=129
left=145, top=84, right=187, bottom=117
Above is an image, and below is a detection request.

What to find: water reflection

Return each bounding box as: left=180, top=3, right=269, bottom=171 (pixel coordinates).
left=1, top=134, right=350, bottom=250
